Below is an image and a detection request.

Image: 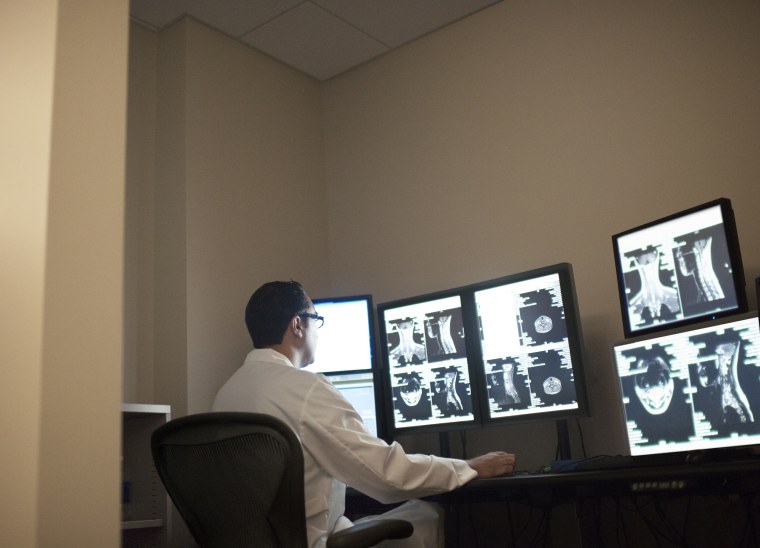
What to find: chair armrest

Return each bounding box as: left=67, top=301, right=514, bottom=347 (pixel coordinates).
left=326, top=518, right=414, bottom=548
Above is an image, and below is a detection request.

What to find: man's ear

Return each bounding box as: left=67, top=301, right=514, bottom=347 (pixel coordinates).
left=290, top=315, right=305, bottom=338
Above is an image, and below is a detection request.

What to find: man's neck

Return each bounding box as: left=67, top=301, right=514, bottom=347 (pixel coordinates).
left=267, top=343, right=303, bottom=368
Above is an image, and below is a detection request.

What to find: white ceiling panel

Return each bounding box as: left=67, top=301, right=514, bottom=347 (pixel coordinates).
left=130, top=0, right=503, bottom=80
left=130, top=0, right=194, bottom=29
left=241, top=2, right=388, bottom=81
left=313, top=0, right=500, bottom=48
left=184, top=0, right=302, bottom=38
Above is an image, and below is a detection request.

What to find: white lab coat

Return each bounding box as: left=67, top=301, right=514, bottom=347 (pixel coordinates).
left=212, top=348, right=476, bottom=548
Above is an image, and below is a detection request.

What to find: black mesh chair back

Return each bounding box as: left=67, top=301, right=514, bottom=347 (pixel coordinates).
left=151, top=412, right=308, bottom=548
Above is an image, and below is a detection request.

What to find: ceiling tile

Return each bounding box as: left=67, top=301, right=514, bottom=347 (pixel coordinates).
left=130, top=0, right=192, bottom=29
left=131, top=0, right=503, bottom=81
left=130, top=0, right=303, bottom=35
left=241, top=2, right=389, bottom=80
left=185, top=0, right=302, bottom=38
left=313, top=0, right=501, bottom=47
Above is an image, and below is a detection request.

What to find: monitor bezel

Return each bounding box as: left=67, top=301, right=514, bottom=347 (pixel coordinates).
left=612, top=198, right=748, bottom=340
left=470, top=263, right=590, bottom=428
left=377, top=287, right=484, bottom=439
left=309, top=294, right=377, bottom=375
left=376, top=263, right=591, bottom=440
left=756, top=276, right=760, bottom=334
left=309, top=294, right=386, bottom=438
left=322, top=369, right=381, bottom=438
left=610, top=311, right=760, bottom=460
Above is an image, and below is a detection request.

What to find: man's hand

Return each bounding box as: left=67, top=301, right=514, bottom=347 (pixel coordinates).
left=465, top=452, right=517, bottom=478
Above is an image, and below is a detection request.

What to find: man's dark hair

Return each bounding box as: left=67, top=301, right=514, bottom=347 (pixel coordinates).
left=245, top=280, right=310, bottom=348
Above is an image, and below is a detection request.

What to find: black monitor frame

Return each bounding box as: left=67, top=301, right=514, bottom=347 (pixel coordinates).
left=323, top=370, right=381, bottom=438
left=612, top=198, right=747, bottom=340
left=611, top=312, right=760, bottom=459
left=376, top=263, right=589, bottom=447
left=308, top=294, right=376, bottom=375
left=471, top=263, right=589, bottom=429
left=377, top=288, right=483, bottom=440
left=307, top=295, right=385, bottom=438
left=756, top=276, right=760, bottom=333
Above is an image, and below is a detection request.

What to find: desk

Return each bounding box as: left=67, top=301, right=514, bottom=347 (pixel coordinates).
left=439, top=458, right=760, bottom=501
left=346, top=459, right=760, bottom=547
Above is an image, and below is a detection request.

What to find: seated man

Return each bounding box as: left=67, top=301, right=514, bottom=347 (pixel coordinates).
left=212, top=280, right=516, bottom=548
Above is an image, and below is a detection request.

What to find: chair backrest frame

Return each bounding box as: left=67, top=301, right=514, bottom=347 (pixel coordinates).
left=151, top=412, right=308, bottom=548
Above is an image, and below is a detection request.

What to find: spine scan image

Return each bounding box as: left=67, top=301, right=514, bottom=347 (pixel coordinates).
left=489, top=362, right=521, bottom=405
left=426, top=314, right=457, bottom=355
left=627, top=248, right=681, bottom=325
left=697, top=341, right=754, bottom=425
left=389, top=319, right=427, bottom=366
left=615, top=318, right=760, bottom=455
left=384, top=296, right=476, bottom=429
left=676, top=237, right=725, bottom=303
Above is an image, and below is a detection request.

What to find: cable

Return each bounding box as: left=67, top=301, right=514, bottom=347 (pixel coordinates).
left=651, top=496, right=688, bottom=546
left=506, top=500, right=516, bottom=547
left=574, top=418, right=588, bottom=458
left=630, top=495, right=663, bottom=548
left=739, top=492, right=759, bottom=548
left=465, top=503, right=481, bottom=548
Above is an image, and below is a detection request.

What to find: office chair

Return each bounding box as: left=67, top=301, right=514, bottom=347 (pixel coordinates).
left=151, top=412, right=413, bottom=548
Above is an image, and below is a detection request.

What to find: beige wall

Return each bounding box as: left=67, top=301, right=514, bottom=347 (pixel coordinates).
left=126, top=1, right=760, bottom=471
left=322, top=0, right=760, bottom=463
left=182, top=20, right=328, bottom=414
left=126, top=23, right=158, bottom=402
left=1, top=0, right=128, bottom=546
left=1, top=3, right=56, bottom=543
left=126, top=19, right=328, bottom=415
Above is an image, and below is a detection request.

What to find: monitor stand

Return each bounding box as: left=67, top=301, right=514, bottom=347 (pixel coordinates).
left=438, top=421, right=572, bottom=460
left=437, top=421, right=572, bottom=461
left=439, top=431, right=451, bottom=458
left=556, top=419, right=572, bottom=461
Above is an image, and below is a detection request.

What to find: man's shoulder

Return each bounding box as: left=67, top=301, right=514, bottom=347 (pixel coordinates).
left=242, top=349, right=321, bottom=384
left=213, top=353, right=323, bottom=412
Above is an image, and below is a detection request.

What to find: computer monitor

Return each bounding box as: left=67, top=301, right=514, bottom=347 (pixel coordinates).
left=377, top=264, right=589, bottom=446
left=324, top=371, right=380, bottom=437
left=612, top=198, right=747, bottom=339
left=756, top=276, right=760, bottom=330
left=307, top=295, right=377, bottom=374
left=612, top=313, right=760, bottom=458
left=304, top=295, right=382, bottom=436
left=473, top=263, right=589, bottom=426
left=377, top=290, right=480, bottom=438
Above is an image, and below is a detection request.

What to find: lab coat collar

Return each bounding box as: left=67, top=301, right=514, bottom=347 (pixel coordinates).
left=246, top=347, right=297, bottom=369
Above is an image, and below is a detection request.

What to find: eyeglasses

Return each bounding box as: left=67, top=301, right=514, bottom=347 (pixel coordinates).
left=299, top=312, right=324, bottom=329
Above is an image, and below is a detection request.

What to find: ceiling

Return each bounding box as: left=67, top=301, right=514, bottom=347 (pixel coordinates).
left=129, top=0, right=502, bottom=81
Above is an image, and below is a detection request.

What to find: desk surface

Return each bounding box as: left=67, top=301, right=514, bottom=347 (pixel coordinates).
left=431, top=457, right=760, bottom=503
left=346, top=458, right=760, bottom=548
left=347, top=457, right=760, bottom=508
left=477, top=457, right=760, bottom=485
